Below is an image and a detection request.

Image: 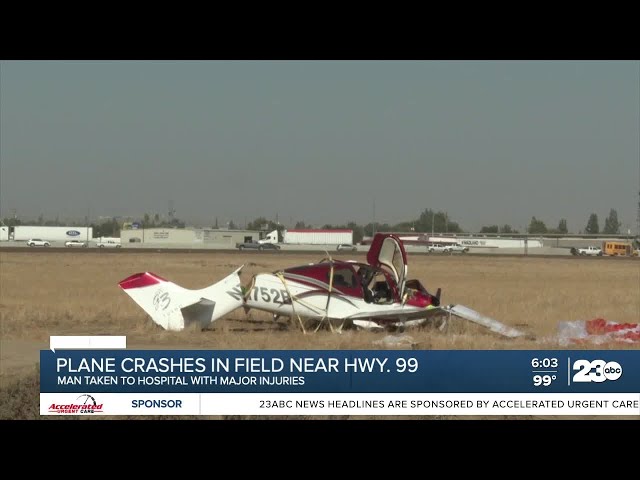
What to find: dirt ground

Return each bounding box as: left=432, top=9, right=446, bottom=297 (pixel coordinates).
left=1, top=250, right=638, bottom=419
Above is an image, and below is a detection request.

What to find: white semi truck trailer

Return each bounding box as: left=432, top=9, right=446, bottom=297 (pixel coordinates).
left=259, top=229, right=353, bottom=245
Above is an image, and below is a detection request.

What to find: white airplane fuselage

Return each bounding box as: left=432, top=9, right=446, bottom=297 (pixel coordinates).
left=238, top=272, right=430, bottom=328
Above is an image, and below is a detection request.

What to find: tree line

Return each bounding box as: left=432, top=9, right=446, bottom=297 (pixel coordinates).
left=235, top=208, right=628, bottom=244
left=1, top=207, right=630, bottom=244
left=525, top=209, right=623, bottom=235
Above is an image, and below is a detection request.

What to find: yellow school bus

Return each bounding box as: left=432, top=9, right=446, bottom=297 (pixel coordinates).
left=602, top=241, right=632, bottom=256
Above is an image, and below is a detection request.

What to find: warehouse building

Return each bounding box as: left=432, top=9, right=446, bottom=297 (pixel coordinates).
left=120, top=228, right=262, bottom=246
left=121, top=228, right=196, bottom=244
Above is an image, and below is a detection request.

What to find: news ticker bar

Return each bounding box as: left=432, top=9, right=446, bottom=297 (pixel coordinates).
left=42, top=349, right=640, bottom=393
left=41, top=393, right=640, bottom=416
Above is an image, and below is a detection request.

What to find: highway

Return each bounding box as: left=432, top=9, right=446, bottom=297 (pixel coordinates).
left=1, top=242, right=638, bottom=261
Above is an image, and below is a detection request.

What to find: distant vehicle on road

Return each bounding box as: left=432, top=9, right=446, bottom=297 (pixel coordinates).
left=336, top=244, right=357, bottom=252
left=574, top=246, right=602, bottom=256
left=602, top=241, right=633, bottom=256
left=97, top=239, right=121, bottom=248
left=236, top=241, right=281, bottom=251
left=428, top=244, right=468, bottom=254
left=65, top=240, right=87, bottom=248
left=428, top=244, right=452, bottom=253
left=27, top=238, right=50, bottom=247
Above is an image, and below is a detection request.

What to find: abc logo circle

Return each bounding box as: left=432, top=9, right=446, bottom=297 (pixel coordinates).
left=603, top=361, right=622, bottom=381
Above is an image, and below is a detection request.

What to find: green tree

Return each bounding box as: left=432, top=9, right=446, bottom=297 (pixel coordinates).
left=480, top=225, right=499, bottom=233
left=363, top=223, right=376, bottom=237
left=347, top=221, right=364, bottom=244
left=294, top=221, right=306, bottom=229
left=246, top=217, right=270, bottom=231
left=501, top=224, right=515, bottom=234
left=557, top=219, right=568, bottom=234
left=585, top=213, right=599, bottom=234
left=93, top=218, right=120, bottom=237
left=603, top=209, right=620, bottom=234
left=168, top=217, right=186, bottom=228
left=416, top=209, right=463, bottom=233
left=363, top=222, right=391, bottom=236
left=391, top=220, right=415, bottom=231
left=2, top=217, right=21, bottom=227
left=528, top=217, right=547, bottom=234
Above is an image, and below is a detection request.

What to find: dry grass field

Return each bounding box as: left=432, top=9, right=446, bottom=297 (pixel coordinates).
left=1, top=249, right=638, bottom=420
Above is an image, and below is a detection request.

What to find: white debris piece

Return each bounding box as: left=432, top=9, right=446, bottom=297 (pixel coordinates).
left=373, top=334, right=418, bottom=349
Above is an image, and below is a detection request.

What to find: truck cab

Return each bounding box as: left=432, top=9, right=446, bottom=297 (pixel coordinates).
left=258, top=229, right=279, bottom=244
left=577, top=245, right=602, bottom=256
left=427, top=244, right=452, bottom=253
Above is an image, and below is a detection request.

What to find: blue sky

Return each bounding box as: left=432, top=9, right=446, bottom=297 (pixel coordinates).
left=1, top=60, right=638, bottom=233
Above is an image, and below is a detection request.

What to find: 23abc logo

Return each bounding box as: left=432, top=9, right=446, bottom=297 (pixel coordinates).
left=572, top=360, right=623, bottom=383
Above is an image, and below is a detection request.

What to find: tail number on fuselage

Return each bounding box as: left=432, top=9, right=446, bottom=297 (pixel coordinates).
left=226, top=285, right=290, bottom=304
left=251, top=286, right=291, bottom=304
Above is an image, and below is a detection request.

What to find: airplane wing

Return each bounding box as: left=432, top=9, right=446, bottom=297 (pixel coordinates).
left=344, top=304, right=526, bottom=338
left=443, top=304, right=526, bottom=338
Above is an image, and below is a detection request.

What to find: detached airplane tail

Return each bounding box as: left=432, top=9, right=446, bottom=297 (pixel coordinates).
left=119, top=266, right=245, bottom=331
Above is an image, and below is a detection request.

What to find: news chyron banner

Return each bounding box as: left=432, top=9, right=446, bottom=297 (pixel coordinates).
left=40, top=339, right=640, bottom=416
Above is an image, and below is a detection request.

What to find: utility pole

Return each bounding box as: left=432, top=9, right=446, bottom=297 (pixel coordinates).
left=637, top=189, right=640, bottom=237
left=431, top=211, right=435, bottom=238
left=168, top=199, right=176, bottom=223
left=372, top=198, right=376, bottom=236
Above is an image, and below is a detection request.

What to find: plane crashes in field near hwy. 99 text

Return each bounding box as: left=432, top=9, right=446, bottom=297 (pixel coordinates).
left=118, top=233, right=526, bottom=337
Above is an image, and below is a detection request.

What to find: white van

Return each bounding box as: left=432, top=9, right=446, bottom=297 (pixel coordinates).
left=96, top=237, right=121, bottom=248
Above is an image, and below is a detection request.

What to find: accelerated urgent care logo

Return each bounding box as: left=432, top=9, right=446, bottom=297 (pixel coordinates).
left=48, top=394, right=104, bottom=414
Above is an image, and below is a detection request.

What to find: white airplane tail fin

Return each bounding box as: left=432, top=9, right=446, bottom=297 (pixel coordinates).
left=119, top=266, right=245, bottom=331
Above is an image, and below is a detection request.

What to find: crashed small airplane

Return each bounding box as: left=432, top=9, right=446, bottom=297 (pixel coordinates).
left=119, top=233, right=526, bottom=338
